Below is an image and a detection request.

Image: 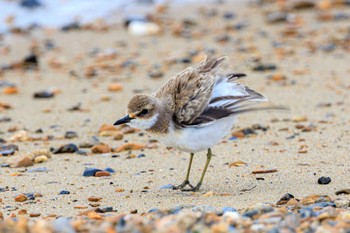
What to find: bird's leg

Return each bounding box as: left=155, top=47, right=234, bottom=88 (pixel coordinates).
left=182, top=148, right=212, bottom=192
left=173, top=153, right=195, bottom=190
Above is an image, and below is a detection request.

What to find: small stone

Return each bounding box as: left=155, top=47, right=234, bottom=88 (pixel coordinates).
left=95, top=206, right=114, bottom=213
left=64, top=131, right=78, bottom=139
left=29, top=213, right=41, bottom=217
left=18, top=209, right=27, bottom=215
left=276, top=193, right=295, bottom=205
left=108, top=83, right=123, bottom=92
left=130, top=209, right=138, bottom=214
left=318, top=176, right=331, bottom=185
left=113, top=142, right=145, bottom=152
left=104, top=167, right=115, bottom=173
left=33, top=90, right=54, bottom=98
left=52, top=143, right=79, bottom=154
left=334, top=199, right=350, bottom=208
left=91, top=143, right=111, bottom=154
left=27, top=167, right=49, bottom=173
left=59, top=190, right=70, bottom=195
left=83, top=168, right=102, bottom=177
left=3, top=86, right=19, bottom=95
left=252, top=64, right=277, bottom=72
left=34, top=155, right=48, bottom=163
left=15, top=194, right=28, bottom=202
left=113, top=132, right=124, bottom=140
left=229, top=160, right=247, bottom=167
left=115, top=188, right=125, bottom=192
left=292, top=116, right=307, bottom=122
left=137, top=153, right=146, bottom=158
left=88, top=197, right=102, bottom=202
left=7, top=155, right=33, bottom=168
left=94, top=171, right=111, bottom=177
left=160, top=184, right=175, bottom=189
left=301, top=194, right=331, bottom=205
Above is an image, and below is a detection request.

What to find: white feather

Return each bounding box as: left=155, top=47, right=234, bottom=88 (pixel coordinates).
left=127, top=113, right=159, bottom=130
left=154, top=116, right=235, bottom=153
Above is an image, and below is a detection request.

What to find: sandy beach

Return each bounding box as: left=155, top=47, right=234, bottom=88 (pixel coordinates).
left=0, top=0, right=350, bottom=231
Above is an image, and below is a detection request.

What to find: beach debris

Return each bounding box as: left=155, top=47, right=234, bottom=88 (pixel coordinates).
left=252, top=168, right=278, bottom=174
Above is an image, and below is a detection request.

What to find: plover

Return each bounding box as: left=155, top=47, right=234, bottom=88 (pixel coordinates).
left=114, top=57, right=277, bottom=191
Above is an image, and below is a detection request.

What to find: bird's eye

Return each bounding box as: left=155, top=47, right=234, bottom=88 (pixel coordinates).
left=138, top=109, right=149, bottom=116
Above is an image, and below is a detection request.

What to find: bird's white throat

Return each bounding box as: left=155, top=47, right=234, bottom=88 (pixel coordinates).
left=127, top=113, right=159, bottom=130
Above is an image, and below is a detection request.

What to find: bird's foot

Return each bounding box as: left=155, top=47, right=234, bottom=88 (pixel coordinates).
left=179, top=182, right=202, bottom=192
left=173, top=180, right=194, bottom=191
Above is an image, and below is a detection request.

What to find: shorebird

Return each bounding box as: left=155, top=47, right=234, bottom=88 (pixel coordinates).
left=114, top=57, right=276, bottom=191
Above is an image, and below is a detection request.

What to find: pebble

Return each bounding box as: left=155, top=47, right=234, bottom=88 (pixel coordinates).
left=113, top=142, right=145, bottom=152
left=94, top=171, right=111, bottom=177
left=33, top=155, right=48, bottom=163
left=52, top=143, right=79, bottom=154
left=318, top=176, right=331, bottom=185
left=7, top=155, right=33, bottom=167
left=64, top=131, right=78, bottom=139
left=276, top=193, right=295, bottom=205
left=95, top=206, right=114, bottom=213
left=15, top=194, right=28, bottom=202
left=33, top=90, right=54, bottom=98
left=108, top=83, right=123, bottom=92
left=88, top=197, right=102, bottom=202
left=160, top=184, right=175, bottom=189
left=83, top=168, right=102, bottom=177
left=252, top=64, right=277, bottom=72
left=27, top=167, right=49, bottom=173
left=59, top=190, right=70, bottom=195
left=91, top=143, right=111, bottom=154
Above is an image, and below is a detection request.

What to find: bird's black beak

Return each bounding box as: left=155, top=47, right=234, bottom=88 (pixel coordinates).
left=113, top=115, right=133, bottom=125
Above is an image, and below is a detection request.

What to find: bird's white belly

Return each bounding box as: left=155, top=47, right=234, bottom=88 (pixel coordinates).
left=154, top=117, right=235, bottom=153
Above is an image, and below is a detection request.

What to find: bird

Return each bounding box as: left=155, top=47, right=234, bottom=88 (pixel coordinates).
left=114, top=56, right=279, bottom=192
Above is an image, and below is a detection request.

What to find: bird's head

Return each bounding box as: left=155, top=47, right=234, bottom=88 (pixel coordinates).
left=114, top=94, right=159, bottom=130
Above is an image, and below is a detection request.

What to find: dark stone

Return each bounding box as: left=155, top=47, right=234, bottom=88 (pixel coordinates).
left=52, top=144, right=79, bottom=154
left=59, top=190, right=70, bottom=195
left=1, top=164, right=10, bottom=167
left=33, top=91, right=54, bottom=98
left=20, top=0, right=42, bottom=9
left=61, top=22, right=80, bottom=31
left=299, top=207, right=314, bottom=218
left=223, top=12, right=235, bottom=20
left=318, top=176, right=331, bottom=185
left=0, top=117, right=11, bottom=123
left=104, top=168, right=115, bottom=173
left=276, top=193, right=295, bottom=205
left=148, top=208, right=160, bottom=213
left=64, top=131, right=78, bottom=139
left=24, top=54, right=38, bottom=68
left=83, top=168, right=102, bottom=177
left=95, top=206, right=114, bottom=213
left=0, top=149, right=15, bottom=156
left=242, top=209, right=259, bottom=218
left=252, top=64, right=277, bottom=72
left=137, top=153, right=145, bottom=158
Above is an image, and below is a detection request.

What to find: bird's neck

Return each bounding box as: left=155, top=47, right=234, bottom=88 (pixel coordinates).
left=146, top=102, right=172, bottom=134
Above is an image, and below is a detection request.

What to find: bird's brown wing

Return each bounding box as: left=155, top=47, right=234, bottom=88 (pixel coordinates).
left=155, top=57, right=226, bottom=125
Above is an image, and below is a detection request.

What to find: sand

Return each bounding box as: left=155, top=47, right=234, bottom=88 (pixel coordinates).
left=0, top=0, right=350, bottom=219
